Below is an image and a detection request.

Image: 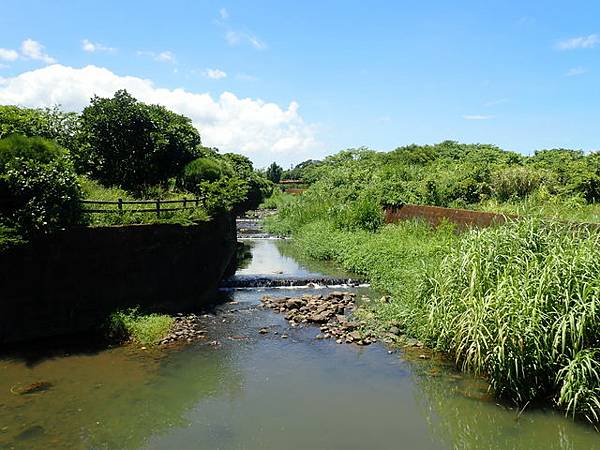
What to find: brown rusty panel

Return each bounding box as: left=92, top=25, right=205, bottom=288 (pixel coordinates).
left=383, top=204, right=600, bottom=232
left=384, top=204, right=514, bottom=230
left=279, top=179, right=305, bottom=185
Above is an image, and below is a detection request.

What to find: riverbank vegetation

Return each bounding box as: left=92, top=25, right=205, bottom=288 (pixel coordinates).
left=275, top=141, right=600, bottom=223
left=108, top=308, right=174, bottom=346
left=265, top=141, right=600, bottom=423
left=0, top=90, right=272, bottom=246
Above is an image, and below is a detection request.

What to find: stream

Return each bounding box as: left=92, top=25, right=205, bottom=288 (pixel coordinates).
left=0, top=221, right=598, bottom=449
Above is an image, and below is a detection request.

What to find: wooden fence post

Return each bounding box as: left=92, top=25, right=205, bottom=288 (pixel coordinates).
left=183, top=197, right=187, bottom=209
left=118, top=198, right=123, bottom=213
left=156, top=199, right=161, bottom=217
left=195, top=197, right=199, bottom=207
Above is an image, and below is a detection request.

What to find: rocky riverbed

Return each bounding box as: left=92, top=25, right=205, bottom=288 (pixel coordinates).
left=261, top=291, right=378, bottom=345
left=158, top=313, right=209, bottom=345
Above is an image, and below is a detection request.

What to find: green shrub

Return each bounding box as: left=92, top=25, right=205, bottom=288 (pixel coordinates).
left=0, top=135, right=82, bottom=236
left=0, top=134, right=65, bottom=171
left=223, top=153, right=273, bottom=211
left=491, top=166, right=548, bottom=201
left=196, top=176, right=249, bottom=214
left=108, top=308, right=173, bottom=345
left=0, top=105, right=80, bottom=154
left=178, top=157, right=233, bottom=192
left=333, top=193, right=383, bottom=232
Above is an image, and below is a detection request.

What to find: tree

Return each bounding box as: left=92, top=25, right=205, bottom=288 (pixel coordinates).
left=0, top=105, right=80, bottom=154
left=77, top=90, right=202, bottom=191
left=266, top=162, right=283, bottom=183
left=223, top=153, right=273, bottom=211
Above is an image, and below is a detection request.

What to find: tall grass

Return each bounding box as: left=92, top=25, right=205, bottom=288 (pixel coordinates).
left=291, top=219, right=456, bottom=340
left=108, top=308, right=173, bottom=346
left=282, top=213, right=600, bottom=421
left=259, top=189, right=295, bottom=210
left=397, top=219, right=600, bottom=420
left=478, top=187, right=600, bottom=224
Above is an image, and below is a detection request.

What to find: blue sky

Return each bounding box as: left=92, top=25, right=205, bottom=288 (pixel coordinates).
left=0, top=0, right=599, bottom=168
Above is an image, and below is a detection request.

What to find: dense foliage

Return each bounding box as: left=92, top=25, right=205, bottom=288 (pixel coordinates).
left=414, top=220, right=600, bottom=421
left=0, top=105, right=80, bottom=152
left=271, top=141, right=600, bottom=232
left=279, top=214, right=600, bottom=422
left=0, top=94, right=271, bottom=243
left=0, top=135, right=82, bottom=237
left=77, top=90, right=203, bottom=191
left=178, top=157, right=234, bottom=190
left=222, top=153, right=273, bottom=213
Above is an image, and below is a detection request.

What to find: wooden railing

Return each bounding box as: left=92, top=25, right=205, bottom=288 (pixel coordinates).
left=81, top=197, right=204, bottom=217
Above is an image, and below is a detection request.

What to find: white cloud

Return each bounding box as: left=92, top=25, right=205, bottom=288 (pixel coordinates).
left=81, top=39, right=116, bottom=53
left=555, top=34, right=599, bottom=50
left=565, top=67, right=587, bottom=77
left=463, top=115, right=494, bottom=120
left=484, top=98, right=509, bottom=107
left=20, top=39, right=56, bottom=64
left=216, top=7, right=267, bottom=50
left=236, top=73, right=258, bottom=81
left=0, top=64, right=319, bottom=166
left=156, top=51, right=176, bottom=63
left=225, top=30, right=267, bottom=50
left=0, top=48, right=19, bottom=62
left=137, top=50, right=177, bottom=64
left=204, top=68, right=227, bottom=79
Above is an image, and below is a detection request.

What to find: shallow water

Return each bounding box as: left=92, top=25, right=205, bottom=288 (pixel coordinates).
left=1, top=238, right=598, bottom=449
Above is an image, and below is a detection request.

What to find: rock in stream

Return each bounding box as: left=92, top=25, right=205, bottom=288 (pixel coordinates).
left=261, top=292, right=376, bottom=345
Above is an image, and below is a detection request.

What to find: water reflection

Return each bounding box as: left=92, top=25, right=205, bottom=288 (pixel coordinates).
left=410, top=358, right=599, bottom=449
left=234, top=241, right=253, bottom=271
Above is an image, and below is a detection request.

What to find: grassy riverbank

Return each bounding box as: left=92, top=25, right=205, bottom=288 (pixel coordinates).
left=80, top=177, right=210, bottom=227
left=266, top=213, right=600, bottom=423
left=108, top=308, right=174, bottom=346
left=262, top=141, right=600, bottom=422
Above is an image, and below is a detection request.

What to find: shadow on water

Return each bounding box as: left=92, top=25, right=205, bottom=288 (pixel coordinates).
left=0, top=332, right=114, bottom=368
left=0, top=316, right=245, bottom=449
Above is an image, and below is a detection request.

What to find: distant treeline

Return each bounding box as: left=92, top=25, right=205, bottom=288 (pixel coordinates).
left=270, top=141, right=600, bottom=234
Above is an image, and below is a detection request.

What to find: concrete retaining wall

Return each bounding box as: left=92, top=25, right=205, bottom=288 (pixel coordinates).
left=0, top=215, right=237, bottom=344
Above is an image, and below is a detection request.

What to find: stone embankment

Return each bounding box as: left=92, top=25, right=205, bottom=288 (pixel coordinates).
left=261, top=291, right=377, bottom=345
